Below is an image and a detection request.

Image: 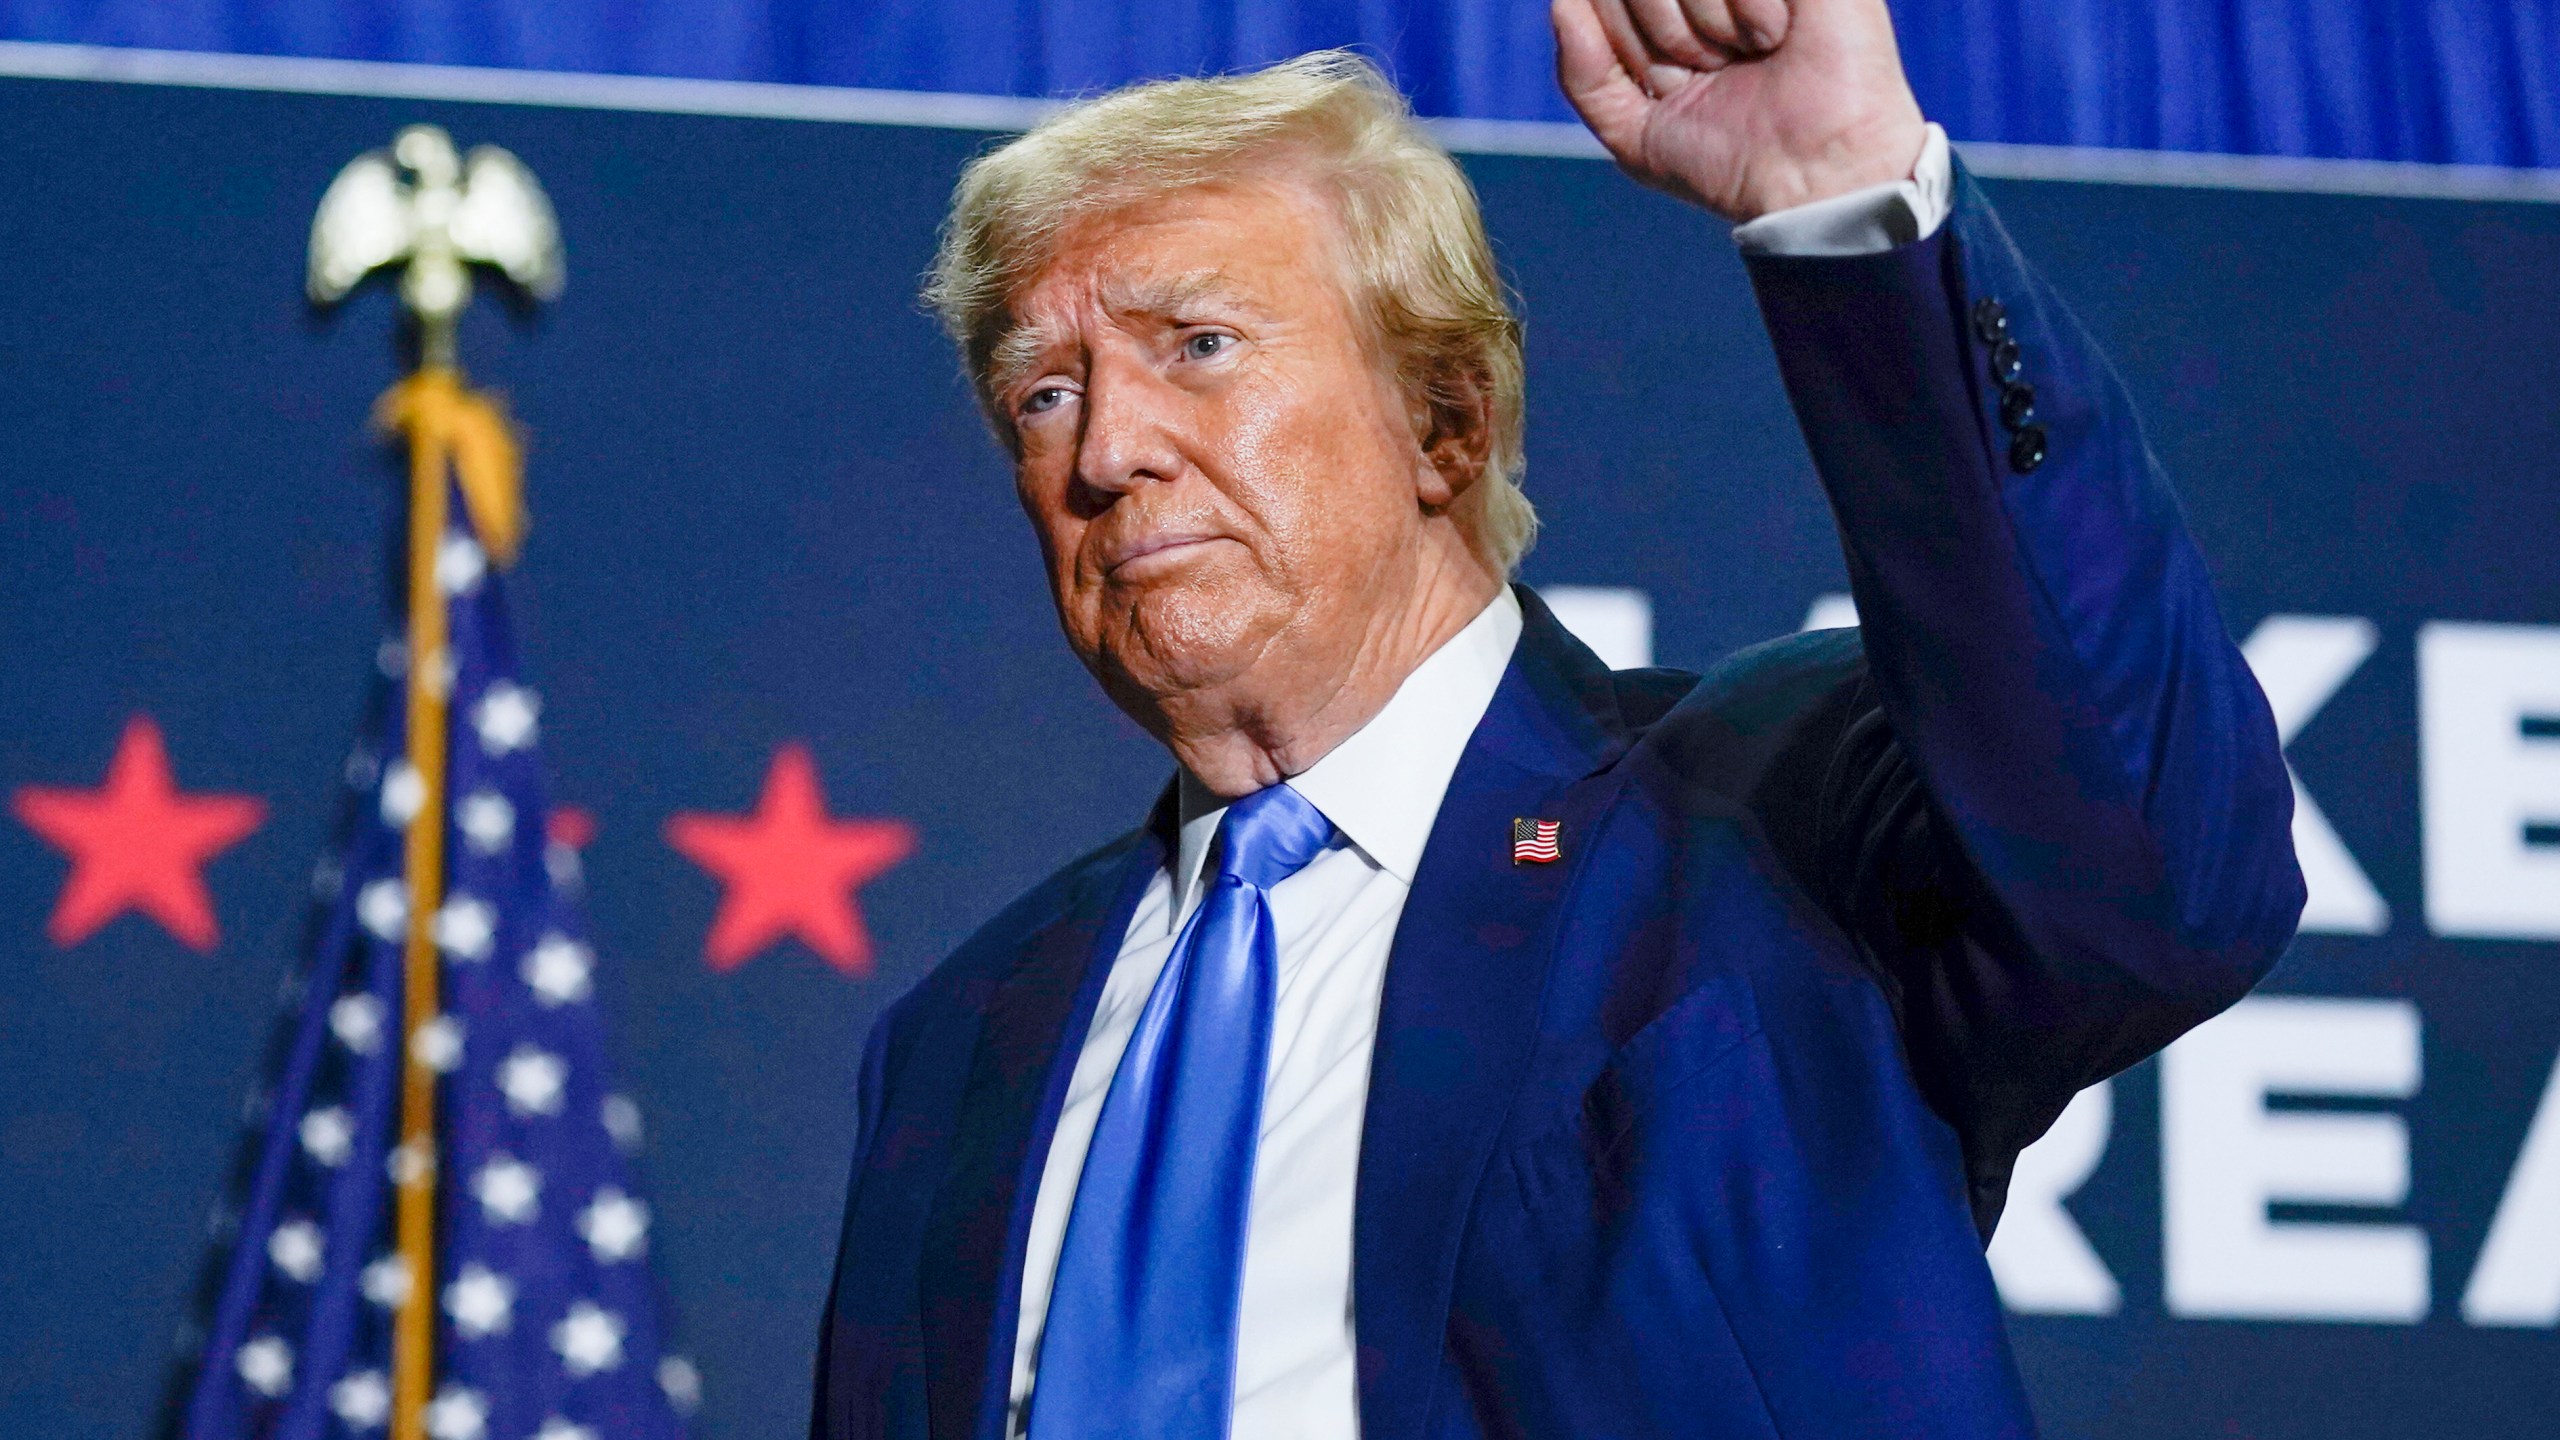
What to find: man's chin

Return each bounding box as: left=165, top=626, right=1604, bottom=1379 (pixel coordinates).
left=1080, top=583, right=1278, bottom=707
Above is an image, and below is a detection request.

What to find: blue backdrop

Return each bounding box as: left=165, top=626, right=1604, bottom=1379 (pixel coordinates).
left=5, top=56, right=2560, bottom=1440
left=4, top=0, right=2559, bottom=166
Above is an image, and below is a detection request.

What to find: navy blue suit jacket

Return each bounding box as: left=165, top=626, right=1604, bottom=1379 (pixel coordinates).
left=812, top=170, right=2307, bottom=1440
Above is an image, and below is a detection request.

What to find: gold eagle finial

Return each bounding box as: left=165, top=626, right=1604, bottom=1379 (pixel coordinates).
left=308, top=124, right=564, bottom=370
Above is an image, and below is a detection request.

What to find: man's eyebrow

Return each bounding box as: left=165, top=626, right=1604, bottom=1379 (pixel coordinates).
left=986, top=325, right=1055, bottom=400
left=985, top=271, right=1251, bottom=398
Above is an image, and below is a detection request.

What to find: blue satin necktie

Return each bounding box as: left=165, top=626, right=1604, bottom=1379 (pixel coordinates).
left=1028, top=781, right=1337, bottom=1440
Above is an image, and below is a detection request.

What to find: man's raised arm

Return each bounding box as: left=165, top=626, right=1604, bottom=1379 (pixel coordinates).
left=1558, top=0, right=2307, bottom=1214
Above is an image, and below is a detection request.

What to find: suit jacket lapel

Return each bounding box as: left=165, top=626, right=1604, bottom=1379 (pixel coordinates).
left=914, top=592, right=1629, bottom=1440
left=1354, top=587, right=1632, bottom=1440
left=918, top=808, right=1168, bottom=1440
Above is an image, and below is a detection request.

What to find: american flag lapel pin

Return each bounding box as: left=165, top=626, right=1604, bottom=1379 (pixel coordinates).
left=1511, top=817, right=1562, bottom=865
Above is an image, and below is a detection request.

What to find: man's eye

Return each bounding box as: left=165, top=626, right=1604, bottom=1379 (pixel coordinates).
left=1021, top=386, right=1068, bottom=415
left=1182, top=332, right=1232, bottom=360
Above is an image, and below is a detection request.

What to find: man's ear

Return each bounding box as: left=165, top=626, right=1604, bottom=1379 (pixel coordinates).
left=1412, top=361, right=1495, bottom=514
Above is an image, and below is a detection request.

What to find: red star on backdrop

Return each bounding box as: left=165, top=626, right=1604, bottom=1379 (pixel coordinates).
left=664, top=743, right=915, bottom=977
left=548, top=806, right=596, bottom=850
left=11, top=715, right=267, bottom=951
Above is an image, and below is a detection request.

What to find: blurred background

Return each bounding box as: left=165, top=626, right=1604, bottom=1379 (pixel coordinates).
left=2, top=3, right=2557, bottom=1439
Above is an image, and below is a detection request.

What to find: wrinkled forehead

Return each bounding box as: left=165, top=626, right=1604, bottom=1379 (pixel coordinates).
left=984, top=173, right=1361, bottom=376
left=1018, top=264, right=1255, bottom=331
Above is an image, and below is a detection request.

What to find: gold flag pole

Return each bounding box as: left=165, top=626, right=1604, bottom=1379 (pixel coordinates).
left=309, top=123, right=561, bottom=1440
left=390, top=380, right=452, bottom=1440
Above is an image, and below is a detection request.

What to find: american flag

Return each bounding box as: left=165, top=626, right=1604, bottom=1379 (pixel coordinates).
left=1511, top=817, right=1561, bottom=865
left=179, top=476, right=695, bottom=1440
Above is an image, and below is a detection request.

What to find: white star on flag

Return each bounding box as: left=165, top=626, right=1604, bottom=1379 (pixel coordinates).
left=546, top=835, right=583, bottom=890
left=412, top=1013, right=465, bottom=1072
left=235, top=1334, right=292, bottom=1397
left=497, top=1043, right=568, bottom=1118
left=376, top=637, right=408, bottom=678
left=550, top=1300, right=627, bottom=1377
left=436, top=533, right=488, bottom=596
left=357, top=879, right=409, bottom=942
left=577, top=1186, right=650, bottom=1262
left=267, top=1217, right=324, bottom=1283
left=329, top=993, right=386, bottom=1055
left=299, top=1106, right=354, bottom=1168
left=330, top=1369, right=390, bottom=1430
left=380, top=759, right=426, bottom=826
left=473, top=1154, right=542, bottom=1225
left=444, top=1262, right=517, bottom=1338
left=533, top=1418, right=598, bottom=1440
left=419, top=646, right=456, bottom=700
left=523, top=934, right=594, bottom=1007
left=434, top=895, right=497, bottom=962
left=600, top=1094, right=643, bottom=1154
left=472, top=682, right=540, bottom=755
left=361, top=1253, right=413, bottom=1310
left=657, top=1355, right=703, bottom=1415
left=456, top=788, right=516, bottom=855
left=423, top=1383, right=489, bottom=1440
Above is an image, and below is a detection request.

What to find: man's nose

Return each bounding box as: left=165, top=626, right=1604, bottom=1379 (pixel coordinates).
left=1073, top=360, right=1185, bottom=498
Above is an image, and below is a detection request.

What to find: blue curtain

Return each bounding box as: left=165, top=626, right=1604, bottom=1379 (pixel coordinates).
left=7, top=0, right=2556, bottom=166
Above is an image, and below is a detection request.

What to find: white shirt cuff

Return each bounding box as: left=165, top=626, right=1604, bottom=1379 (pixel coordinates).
left=1731, top=123, right=1952, bottom=258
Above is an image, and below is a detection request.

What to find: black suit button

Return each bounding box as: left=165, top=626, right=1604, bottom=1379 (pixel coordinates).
left=2009, top=423, right=2049, bottom=474
left=1999, top=382, right=2036, bottom=430
left=1972, top=297, right=2008, bottom=343
left=1990, top=337, right=2023, bottom=384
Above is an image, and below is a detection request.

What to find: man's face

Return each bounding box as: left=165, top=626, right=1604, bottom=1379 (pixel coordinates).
left=994, top=175, right=1449, bottom=729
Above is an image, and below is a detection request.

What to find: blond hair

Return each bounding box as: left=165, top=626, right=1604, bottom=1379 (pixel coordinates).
left=924, top=50, right=1538, bottom=573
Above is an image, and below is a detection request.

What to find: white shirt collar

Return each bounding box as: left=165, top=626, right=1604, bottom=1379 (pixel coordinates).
left=1170, top=588, right=1525, bottom=919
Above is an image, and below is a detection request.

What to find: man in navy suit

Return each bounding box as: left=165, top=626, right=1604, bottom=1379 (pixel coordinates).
left=814, top=0, right=2306, bottom=1434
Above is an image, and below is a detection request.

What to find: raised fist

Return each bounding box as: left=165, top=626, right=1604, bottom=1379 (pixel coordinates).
left=1553, top=0, right=1928, bottom=224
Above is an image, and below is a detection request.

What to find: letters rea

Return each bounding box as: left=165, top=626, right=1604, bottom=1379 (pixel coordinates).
left=1992, top=1000, right=2560, bottom=1329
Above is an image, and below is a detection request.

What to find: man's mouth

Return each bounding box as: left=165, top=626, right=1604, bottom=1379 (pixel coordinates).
left=1101, top=532, right=1227, bottom=579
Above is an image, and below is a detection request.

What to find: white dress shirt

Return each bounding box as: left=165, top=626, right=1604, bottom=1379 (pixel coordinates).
left=1008, top=132, right=1956, bottom=1440
left=1732, top=124, right=1953, bottom=256
left=1008, top=589, right=1525, bottom=1440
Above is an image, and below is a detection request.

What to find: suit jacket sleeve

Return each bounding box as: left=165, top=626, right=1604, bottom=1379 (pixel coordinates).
left=810, top=1000, right=901, bottom=1440
left=1740, top=161, right=2307, bottom=1231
